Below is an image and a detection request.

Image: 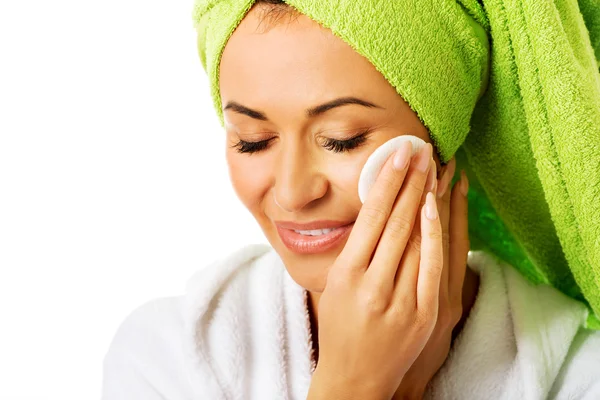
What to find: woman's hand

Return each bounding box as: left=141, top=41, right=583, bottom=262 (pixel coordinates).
left=307, top=142, right=444, bottom=400
left=392, top=158, right=470, bottom=399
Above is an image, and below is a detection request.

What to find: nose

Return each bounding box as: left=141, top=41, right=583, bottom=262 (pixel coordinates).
left=273, top=145, right=328, bottom=213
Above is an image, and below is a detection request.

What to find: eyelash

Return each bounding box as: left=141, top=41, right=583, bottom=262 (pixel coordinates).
left=232, top=131, right=371, bottom=154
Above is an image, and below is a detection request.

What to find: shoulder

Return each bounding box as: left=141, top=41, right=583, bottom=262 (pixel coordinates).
left=104, top=296, right=185, bottom=356
left=467, top=250, right=600, bottom=397
left=550, top=328, right=600, bottom=398
left=102, top=243, right=277, bottom=399
left=468, top=250, right=589, bottom=324
left=102, top=296, right=191, bottom=399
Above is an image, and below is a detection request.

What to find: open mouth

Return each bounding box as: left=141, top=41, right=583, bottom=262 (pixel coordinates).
left=276, top=222, right=354, bottom=254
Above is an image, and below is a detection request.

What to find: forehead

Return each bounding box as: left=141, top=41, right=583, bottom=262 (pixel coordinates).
left=219, top=6, right=397, bottom=109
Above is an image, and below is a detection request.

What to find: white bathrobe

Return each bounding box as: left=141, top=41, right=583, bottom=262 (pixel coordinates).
left=102, top=244, right=600, bottom=399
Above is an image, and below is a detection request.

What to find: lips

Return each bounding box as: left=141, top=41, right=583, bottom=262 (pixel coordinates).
left=274, top=220, right=353, bottom=231
left=275, top=220, right=354, bottom=254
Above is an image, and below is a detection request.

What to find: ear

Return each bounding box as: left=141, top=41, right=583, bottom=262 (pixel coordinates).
left=439, top=157, right=456, bottom=175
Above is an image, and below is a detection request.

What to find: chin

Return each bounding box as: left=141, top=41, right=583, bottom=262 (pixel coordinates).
left=261, top=220, right=346, bottom=292
left=271, top=242, right=338, bottom=293
left=283, top=256, right=331, bottom=292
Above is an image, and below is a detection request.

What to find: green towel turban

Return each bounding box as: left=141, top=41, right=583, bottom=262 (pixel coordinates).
left=192, top=0, right=600, bottom=329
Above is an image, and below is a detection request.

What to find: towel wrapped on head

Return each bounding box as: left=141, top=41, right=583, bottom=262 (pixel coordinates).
left=192, top=0, right=600, bottom=329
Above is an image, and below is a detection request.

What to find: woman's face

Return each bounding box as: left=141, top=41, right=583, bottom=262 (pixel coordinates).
left=220, top=5, right=440, bottom=292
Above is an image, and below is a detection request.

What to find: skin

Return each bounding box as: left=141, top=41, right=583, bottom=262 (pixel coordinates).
left=219, top=4, right=480, bottom=396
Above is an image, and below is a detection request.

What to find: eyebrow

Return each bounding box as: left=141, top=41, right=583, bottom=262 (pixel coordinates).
left=223, top=97, right=383, bottom=121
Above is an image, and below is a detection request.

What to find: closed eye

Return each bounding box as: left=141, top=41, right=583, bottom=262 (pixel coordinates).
left=321, top=130, right=371, bottom=153
left=231, top=130, right=372, bottom=154
left=231, top=137, right=274, bottom=154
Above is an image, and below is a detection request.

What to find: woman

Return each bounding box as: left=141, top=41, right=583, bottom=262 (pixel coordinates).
left=103, top=0, right=600, bottom=399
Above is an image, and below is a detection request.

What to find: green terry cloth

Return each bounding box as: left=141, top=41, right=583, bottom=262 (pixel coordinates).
left=192, top=0, right=600, bottom=329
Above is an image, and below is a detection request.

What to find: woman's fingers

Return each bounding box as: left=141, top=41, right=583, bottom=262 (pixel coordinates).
left=415, top=192, right=444, bottom=312
left=436, top=158, right=456, bottom=299
left=364, top=144, right=433, bottom=294
left=390, top=157, right=436, bottom=301
left=336, top=141, right=413, bottom=273
left=448, top=171, right=470, bottom=300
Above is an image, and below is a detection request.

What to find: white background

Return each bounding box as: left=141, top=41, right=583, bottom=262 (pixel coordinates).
left=0, top=0, right=266, bottom=398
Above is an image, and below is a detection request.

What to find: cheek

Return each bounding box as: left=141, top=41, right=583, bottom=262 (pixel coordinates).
left=324, top=151, right=369, bottom=208
left=226, top=150, right=273, bottom=213
left=335, top=163, right=360, bottom=200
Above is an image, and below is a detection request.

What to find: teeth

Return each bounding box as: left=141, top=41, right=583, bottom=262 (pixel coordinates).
left=293, top=228, right=336, bottom=236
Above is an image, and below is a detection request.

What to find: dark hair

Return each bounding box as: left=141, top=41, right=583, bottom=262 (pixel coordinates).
left=256, top=0, right=286, bottom=4
left=255, top=0, right=297, bottom=28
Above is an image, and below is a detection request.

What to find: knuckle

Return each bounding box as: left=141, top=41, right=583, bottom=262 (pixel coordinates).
left=407, top=234, right=422, bottom=253
left=387, top=302, right=404, bottom=318
left=414, top=308, right=437, bottom=332
left=361, top=205, right=388, bottom=229
left=385, top=213, right=414, bottom=240
left=425, top=257, right=444, bottom=280
left=335, top=252, right=366, bottom=275
left=360, top=290, right=388, bottom=314
left=428, top=228, right=443, bottom=242
left=392, top=289, right=416, bottom=311
left=442, top=232, right=451, bottom=249
left=406, top=177, right=426, bottom=194
left=380, top=169, right=401, bottom=188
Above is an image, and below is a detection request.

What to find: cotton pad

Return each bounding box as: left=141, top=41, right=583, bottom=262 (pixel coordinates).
left=358, top=135, right=427, bottom=204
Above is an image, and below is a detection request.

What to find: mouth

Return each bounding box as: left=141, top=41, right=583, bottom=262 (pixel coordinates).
left=275, top=221, right=354, bottom=255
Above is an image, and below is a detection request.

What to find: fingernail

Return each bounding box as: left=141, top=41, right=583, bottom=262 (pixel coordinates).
left=426, top=161, right=437, bottom=192
left=460, top=170, right=469, bottom=196
left=425, top=192, right=438, bottom=220
left=437, top=158, right=456, bottom=198
left=393, top=141, right=412, bottom=170
left=414, top=143, right=432, bottom=172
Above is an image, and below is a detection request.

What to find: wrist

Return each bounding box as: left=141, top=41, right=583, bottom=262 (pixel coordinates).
left=308, top=367, right=388, bottom=400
